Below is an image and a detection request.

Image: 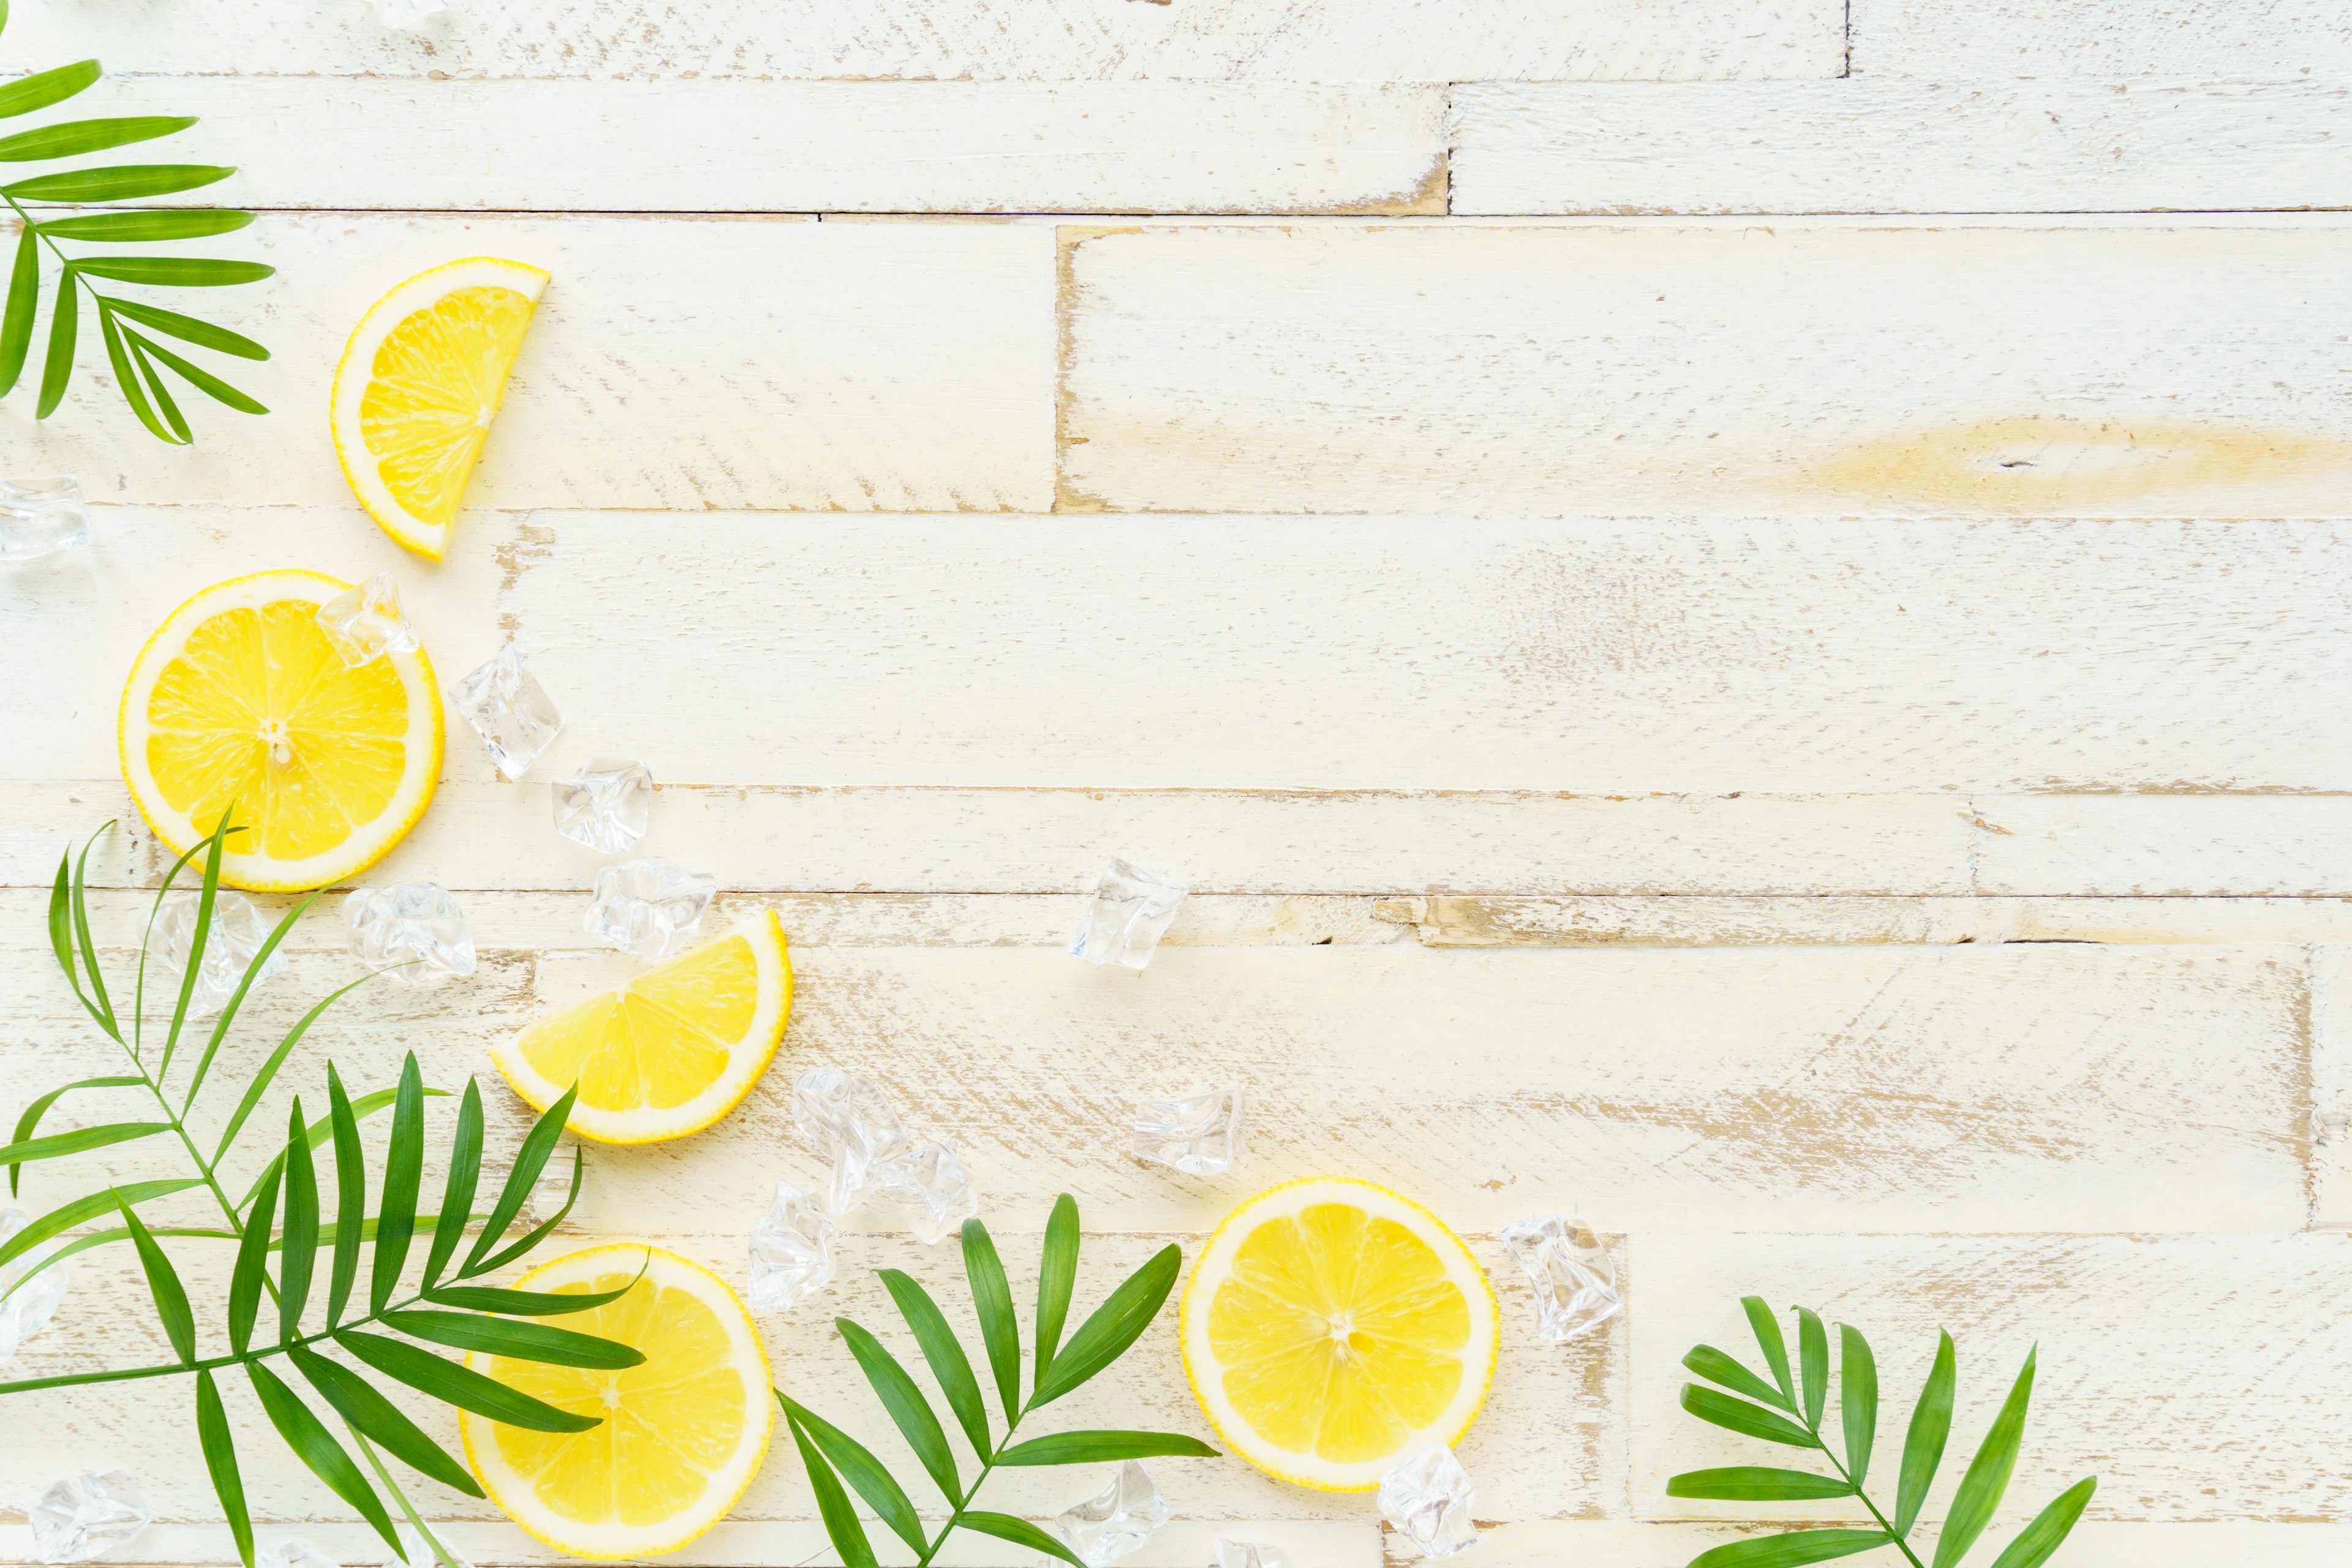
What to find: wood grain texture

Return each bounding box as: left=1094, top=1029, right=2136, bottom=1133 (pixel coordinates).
left=1450, top=80, right=2352, bottom=215
left=1851, top=0, right=2352, bottom=78
left=0, top=217, right=1054, bottom=510
left=2312, top=944, right=2351, bottom=1227
left=0, top=937, right=2309, bottom=1237
left=1468, top=1521, right=2352, bottom=1566
left=1629, top=1232, right=2352, bottom=1522
left=151, top=78, right=1447, bottom=215
left=1058, top=219, right=2352, bottom=517
left=17, top=0, right=1843, bottom=80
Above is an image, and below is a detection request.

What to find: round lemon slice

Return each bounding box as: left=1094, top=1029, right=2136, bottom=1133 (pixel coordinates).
left=331, top=256, right=548, bottom=561
left=489, top=913, right=792, bottom=1145
left=118, top=570, right=442, bottom=892
left=462, top=1243, right=774, bottom=1560
left=1180, top=1176, right=1498, bottom=1491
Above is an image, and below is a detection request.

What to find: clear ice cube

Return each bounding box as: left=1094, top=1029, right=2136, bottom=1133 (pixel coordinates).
left=256, top=1540, right=341, bottom=1568
left=375, top=0, right=450, bottom=28
left=29, top=1472, right=149, bottom=1564
left=454, top=645, right=565, bottom=780
left=793, top=1068, right=910, bottom=1215
left=315, top=573, right=420, bottom=668
left=554, top=756, right=654, bottom=853
left=148, top=889, right=286, bottom=1017
left=1377, top=1444, right=1477, bottom=1559
left=1215, top=1542, right=1290, bottom=1568
left=880, top=1140, right=978, bottom=1245
left=1049, top=1461, right=1167, bottom=1567
left=386, top=1524, right=473, bottom=1568
left=582, top=857, right=714, bottom=960
left=745, top=1180, right=838, bottom=1311
left=0, top=1205, right=68, bottom=1362
left=1068, top=859, right=1187, bottom=971
left=1130, top=1087, right=1245, bottom=1177
left=0, top=477, right=88, bottom=564
left=344, top=883, right=477, bottom=987
left=1498, top=1214, right=1621, bottom=1343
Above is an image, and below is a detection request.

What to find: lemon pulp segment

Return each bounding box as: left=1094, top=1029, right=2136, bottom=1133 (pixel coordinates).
left=360, top=283, right=535, bottom=529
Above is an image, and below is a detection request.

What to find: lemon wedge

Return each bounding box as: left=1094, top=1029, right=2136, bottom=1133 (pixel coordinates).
left=489, top=913, right=792, bottom=1145
left=117, top=570, right=442, bottom=892
left=462, top=1243, right=774, bottom=1560
left=331, top=256, right=548, bottom=560
left=1180, top=1177, right=1498, bottom=1491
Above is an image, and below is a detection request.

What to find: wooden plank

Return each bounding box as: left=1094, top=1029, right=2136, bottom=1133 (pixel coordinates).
left=1378, top=894, right=2352, bottom=946
left=0, top=941, right=2309, bottom=1236
left=0, top=216, right=1054, bottom=511
left=1851, top=0, right=2352, bottom=80
left=1468, top=1521, right=2352, bottom=1567
left=152, top=78, right=1446, bottom=216
left=1627, top=1232, right=2352, bottom=1522
left=10, top=0, right=1843, bottom=80
left=0, top=1232, right=1616, bottom=1533
left=1974, top=797, right=2352, bottom=896
left=2313, top=943, right=2351, bottom=1228
left=1057, top=219, right=2352, bottom=518
left=1449, top=81, right=2352, bottom=216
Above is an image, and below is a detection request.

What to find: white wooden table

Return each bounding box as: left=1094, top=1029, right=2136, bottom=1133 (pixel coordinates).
left=3, top=0, right=2350, bottom=1563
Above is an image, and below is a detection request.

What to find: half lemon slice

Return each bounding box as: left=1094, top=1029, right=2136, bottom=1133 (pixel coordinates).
left=331, top=256, right=548, bottom=560
left=462, top=1243, right=774, bottom=1560
left=118, top=570, right=442, bottom=892
left=1180, top=1176, right=1498, bottom=1491
left=489, top=913, right=792, bottom=1144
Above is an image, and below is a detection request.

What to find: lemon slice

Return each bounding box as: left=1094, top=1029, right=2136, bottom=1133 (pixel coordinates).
left=117, top=570, right=442, bottom=893
left=1180, top=1177, right=1499, bottom=1491
left=489, top=913, right=792, bottom=1145
left=462, top=1243, right=774, bottom=1559
left=331, top=256, right=548, bottom=561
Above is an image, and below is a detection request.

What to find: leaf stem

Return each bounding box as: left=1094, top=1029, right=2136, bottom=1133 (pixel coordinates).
left=1798, top=1406, right=1928, bottom=1568
left=350, top=1422, right=466, bottom=1568
left=914, top=1412, right=1020, bottom=1568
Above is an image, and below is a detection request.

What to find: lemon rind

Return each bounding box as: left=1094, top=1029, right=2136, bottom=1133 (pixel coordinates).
left=486, top=911, right=793, bottom=1146
left=459, top=1242, right=774, bottom=1561
left=329, top=255, right=550, bottom=563
left=1178, top=1175, right=1501, bottom=1493
left=116, top=569, right=444, bottom=894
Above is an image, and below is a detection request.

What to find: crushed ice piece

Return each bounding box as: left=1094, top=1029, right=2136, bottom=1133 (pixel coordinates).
left=1378, top=1444, right=1477, bottom=1559
left=0, top=1205, right=68, bottom=1362
left=386, top=1524, right=473, bottom=1568
left=344, top=883, right=477, bottom=987
left=256, top=1541, right=340, bottom=1568
left=880, top=1140, right=978, bottom=1245
left=745, top=1180, right=838, bottom=1311
left=1050, top=1461, right=1167, bottom=1567
left=0, top=477, right=88, bottom=564
left=1130, top=1087, right=1245, bottom=1177
left=1068, top=859, right=1186, bottom=971
left=1215, top=1543, right=1290, bottom=1568
left=1498, top=1214, right=1621, bottom=1343
left=149, top=889, right=285, bottom=1017
left=582, top=856, right=714, bottom=960
left=793, top=1068, right=910, bottom=1215
left=29, top=1472, right=149, bottom=1564
left=553, top=756, right=654, bottom=853
left=375, top=0, right=451, bottom=29
left=315, top=573, right=420, bottom=668
left=454, top=645, right=565, bottom=780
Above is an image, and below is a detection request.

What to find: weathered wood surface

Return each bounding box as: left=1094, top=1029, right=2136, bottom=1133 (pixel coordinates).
left=1850, top=0, right=2352, bottom=79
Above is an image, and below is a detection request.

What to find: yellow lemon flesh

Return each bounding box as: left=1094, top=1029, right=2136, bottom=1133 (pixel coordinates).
left=117, top=570, right=442, bottom=892
left=1180, top=1177, right=1498, bottom=1491
left=489, top=913, right=792, bottom=1144
left=462, top=1245, right=773, bottom=1560
left=331, top=256, right=548, bottom=560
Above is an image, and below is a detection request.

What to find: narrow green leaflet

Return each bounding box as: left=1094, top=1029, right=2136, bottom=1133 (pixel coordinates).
left=380, top=1310, right=644, bottom=1370
left=160, top=824, right=230, bottom=1069
left=1896, top=1332, right=1958, bottom=1537
left=371, top=1055, right=424, bottom=1314
left=1685, top=1344, right=1795, bottom=1412
left=130, top=332, right=268, bottom=415
left=1667, top=1469, right=1853, bottom=1502
left=1687, top=1530, right=1894, bottom=1568
left=0, top=1118, right=169, bottom=1168
left=183, top=893, right=313, bottom=1114
left=336, top=1329, right=601, bottom=1433
left=1796, top=1308, right=1828, bottom=1430
left=70, top=255, right=273, bottom=287
left=247, top=1360, right=404, bottom=1555
left=39, top=210, right=252, bottom=241
left=1932, top=1351, right=2035, bottom=1568
left=228, top=1158, right=282, bottom=1355
left=995, top=1431, right=1221, bottom=1466
left=5, top=162, right=233, bottom=202
left=98, top=295, right=267, bottom=359
left=423, top=1081, right=484, bottom=1286
left=879, top=1267, right=992, bottom=1460
left=0, top=59, right=100, bottom=119
left=962, top=1218, right=1022, bottom=1423
left=0, top=222, right=34, bottom=394
left=280, top=1100, right=320, bottom=1343
left=782, top=1396, right=928, bottom=1558
left=1030, top=1243, right=1182, bottom=1408
left=0, top=115, right=194, bottom=161
left=423, top=1278, right=639, bottom=1317
left=960, top=1510, right=1088, bottom=1568
left=195, top=1370, right=254, bottom=1568
left=325, top=1067, right=366, bottom=1325
left=462, top=1085, right=575, bottom=1275
left=1986, top=1476, right=2096, bottom=1568
left=114, top=1191, right=196, bottom=1365
left=1033, top=1192, right=1079, bottom=1393
left=101, top=301, right=178, bottom=443
left=1744, top=1295, right=1796, bottom=1405
left=1681, top=1384, right=1817, bottom=1449
left=838, top=1317, right=960, bottom=1501
left=786, top=1410, right=880, bottom=1568
left=0, top=1179, right=202, bottom=1273
left=289, top=1344, right=483, bottom=1498
left=1838, top=1324, right=1877, bottom=1491
left=213, top=976, right=379, bottom=1163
